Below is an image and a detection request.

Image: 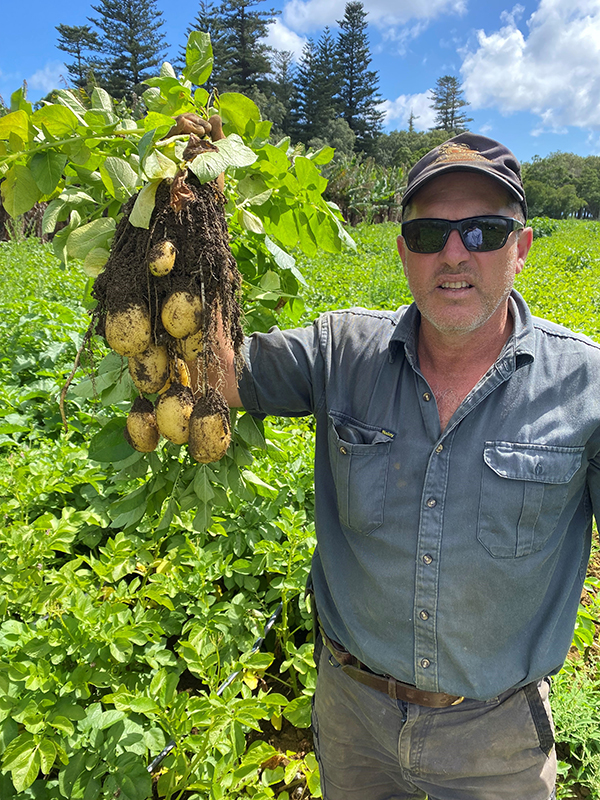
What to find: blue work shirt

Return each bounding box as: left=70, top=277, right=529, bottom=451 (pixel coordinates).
left=238, top=290, right=600, bottom=700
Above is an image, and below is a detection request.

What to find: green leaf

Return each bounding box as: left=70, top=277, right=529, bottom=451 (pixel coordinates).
left=42, top=198, right=66, bottom=234
left=264, top=205, right=298, bottom=249
left=237, top=413, right=267, bottom=449
left=100, top=156, right=139, bottom=201
left=91, top=87, right=116, bottom=123
left=129, top=180, right=160, bottom=229
left=0, top=110, right=30, bottom=143
left=188, top=133, right=257, bottom=183
left=143, top=111, right=176, bottom=135
left=31, top=104, right=79, bottom=136
left=241, top=470, right=278, bottom=498
left=282, top=695, right=312, bottom=728
left=219, top=92, right=261, bottom=136
left=30, top=150, right=68, bottom=195
left=294, top=156, right=327, bottom=193
left=104, top=757, right=152, bottom=800
left=1, top=164, right=41, bottom=217
left=309, top=146, right=335, bottom=165
left=239, top=208, right=265, bottom=234
left=66, top=217, right=116, bottom=260
left=54, top=89, right=87, bottom=123
left=83, top=247, right=110, bottom=277
left=88, top=418, right=132, bottom=462
left=193, top=465, right=215, bottom=502
left=193, top=501, right=212, bottom=532
left=183, top=31, right=214, bottom=86
left=142, top=150, right=178, bottom=181
left=3, top=733, right=41, bottom=792
left=38, top=738, right=57, bottom=775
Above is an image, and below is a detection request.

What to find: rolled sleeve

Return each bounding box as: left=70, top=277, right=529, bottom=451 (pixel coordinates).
left=237, top=320, right=326, bottom=418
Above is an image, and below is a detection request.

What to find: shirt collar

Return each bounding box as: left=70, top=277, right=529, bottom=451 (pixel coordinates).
left=388, top=289, right=536, bottom=370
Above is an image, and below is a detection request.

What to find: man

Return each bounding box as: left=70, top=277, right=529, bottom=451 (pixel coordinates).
left=219, top=133, right=600, bottom=799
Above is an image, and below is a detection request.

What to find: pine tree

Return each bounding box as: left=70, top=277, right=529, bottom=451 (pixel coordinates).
left=215, top=0, right=279, bottom=93
left=178, top=1, right=229, bottom=87
left=336, top=1, right=384, bottom=154
left=429, top=76, right=473, bottom=133
left=56, top=24, right=101, bottom=88
left=268, top=50, right=298, bottom=138
left=295, top=28, right=342, bottom=145
left=88, top=0, right=168, bottom=99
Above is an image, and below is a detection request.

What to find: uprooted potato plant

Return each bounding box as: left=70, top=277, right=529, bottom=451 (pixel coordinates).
left=92, top=166, right=241, bottom=463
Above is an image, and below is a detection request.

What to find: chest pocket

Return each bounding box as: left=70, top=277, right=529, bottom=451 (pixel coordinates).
left=478, top=442, right=584, bottom=558
left=328, top=411, right=393, bottom=535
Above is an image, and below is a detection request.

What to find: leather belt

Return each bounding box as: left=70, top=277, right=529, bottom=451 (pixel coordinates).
left=321, top=628, right=465, bottom=708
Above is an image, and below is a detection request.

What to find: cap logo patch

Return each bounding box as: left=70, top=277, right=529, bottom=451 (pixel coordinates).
left=435, top=142, right=490, bottom=164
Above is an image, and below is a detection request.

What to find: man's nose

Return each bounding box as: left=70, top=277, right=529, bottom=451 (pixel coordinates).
left=441, top=229, right=470, bottom=263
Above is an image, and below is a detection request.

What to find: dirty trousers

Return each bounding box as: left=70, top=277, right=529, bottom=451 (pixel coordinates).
left=311, top=645, right=557, bottom=800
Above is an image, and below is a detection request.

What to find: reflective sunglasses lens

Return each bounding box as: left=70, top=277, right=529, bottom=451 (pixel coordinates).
left=403, top=220, right=448, bottom=253
left=464, top=219, right=509, bottom=251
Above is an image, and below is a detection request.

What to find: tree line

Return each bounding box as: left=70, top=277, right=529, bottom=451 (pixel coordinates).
left=10, top=0, right=599, bottom=221
left=53, top=0, right=471, bottom=160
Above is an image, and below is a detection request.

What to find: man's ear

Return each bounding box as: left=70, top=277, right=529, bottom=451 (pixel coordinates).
left=397, top=234, right=408, bottom=275
left=515, top=226, right=534, bottom=276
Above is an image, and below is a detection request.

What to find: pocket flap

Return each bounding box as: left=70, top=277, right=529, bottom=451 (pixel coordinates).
left=483, top=442, right=584, bottom=484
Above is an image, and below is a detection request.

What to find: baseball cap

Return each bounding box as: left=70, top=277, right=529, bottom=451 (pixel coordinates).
left=402, top=133, right=527, bottom=219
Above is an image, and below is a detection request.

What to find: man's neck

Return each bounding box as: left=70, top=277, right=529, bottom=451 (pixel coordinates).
left=417, top=306, right=513, bottom=380
left=416, top=306, right=513, bottom=432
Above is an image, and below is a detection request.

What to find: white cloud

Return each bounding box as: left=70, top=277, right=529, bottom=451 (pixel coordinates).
left=282, top=0, right=465, bottom=34
left=380, top=91, right=437, bottom=130
left=27, top=61, right=66, bottom=94
left=461, top=0, right=600, bottom=131
left=264, top=20, right=308, bottom=60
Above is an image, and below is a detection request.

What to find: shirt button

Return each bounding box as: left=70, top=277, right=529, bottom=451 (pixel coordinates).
left=339, top=446, right=348, bottom=455
left=423, top=392, right=432, bottom=401
left=422, top=554, right=433, bottom=565
left=426, top=498, right=436, bottom=508
left=435, top=444, right=444, bottom=454
left=419, top=610, right=430, bottom=621
left=420, top=658, right=431, bottom=669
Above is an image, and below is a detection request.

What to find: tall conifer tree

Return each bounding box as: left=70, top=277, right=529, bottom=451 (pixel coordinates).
left=215, top=0, right=279, bottom=92
left=336, top=1, right=384, bottom=154
left=88, top=0, right=168, bottom=98
left=56, top=24, right=101, bottom=88
left=295, top=28, right=342, bottom=145
left=429, top=76, right=472, bottom=132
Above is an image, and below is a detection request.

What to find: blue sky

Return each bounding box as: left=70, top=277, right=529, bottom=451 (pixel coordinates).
left=2, top=0, right=600, bottom=164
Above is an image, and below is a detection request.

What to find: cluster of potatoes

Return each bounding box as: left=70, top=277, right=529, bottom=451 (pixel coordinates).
left=104, top=241, right=231, bottom=463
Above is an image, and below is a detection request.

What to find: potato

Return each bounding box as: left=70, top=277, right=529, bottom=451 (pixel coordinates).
left=155, top=384, right=194, bottom=444
left=149, top=241, right=176, bottom=277
left=161, top=291, right=203, bottom=339
left=105, top=303, right=152, bottom=357
left=125, top=397, right=160, bottom=452
left=129, top=343, right=169, bottom=394
left=177, top=328, right=204, bottom=362
left=188, top=389, right=231, bottom=463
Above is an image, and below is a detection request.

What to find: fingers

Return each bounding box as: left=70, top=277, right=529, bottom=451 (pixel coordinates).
left=166, top=112, right=225, bottom=142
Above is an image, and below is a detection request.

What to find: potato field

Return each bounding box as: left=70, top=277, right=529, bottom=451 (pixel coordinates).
left=0, top=218, right=600, bottom=799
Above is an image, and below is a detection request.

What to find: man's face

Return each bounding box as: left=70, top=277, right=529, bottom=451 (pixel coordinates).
left=396, top=172, right=532, bottom=339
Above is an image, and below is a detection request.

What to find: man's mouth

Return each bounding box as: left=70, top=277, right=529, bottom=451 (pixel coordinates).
left=439, top=280, right=472, bottom=289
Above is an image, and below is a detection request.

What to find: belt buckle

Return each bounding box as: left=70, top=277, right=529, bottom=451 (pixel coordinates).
left=450, top=696, right=465, bottom=706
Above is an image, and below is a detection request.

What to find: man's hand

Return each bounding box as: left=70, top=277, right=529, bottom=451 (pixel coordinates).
left=166, top=112, right=225, bottom=142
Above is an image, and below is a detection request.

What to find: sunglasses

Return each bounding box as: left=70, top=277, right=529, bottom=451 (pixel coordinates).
left=401, top=216, right=524, bottom=254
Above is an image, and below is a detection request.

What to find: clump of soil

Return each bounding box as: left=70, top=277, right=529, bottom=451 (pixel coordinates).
left=92, top=172, right=243, bottom=383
